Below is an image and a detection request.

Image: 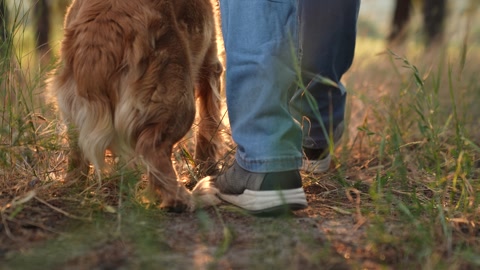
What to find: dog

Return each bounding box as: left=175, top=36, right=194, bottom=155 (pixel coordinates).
left=48, top=0, right=223, bottom=212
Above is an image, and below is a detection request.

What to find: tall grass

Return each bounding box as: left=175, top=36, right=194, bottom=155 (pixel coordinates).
left=0, top=1, right=60, bottom=183
left=0, top=2, right=79, bottom=249
left=344, top=35, right=480, bottom=266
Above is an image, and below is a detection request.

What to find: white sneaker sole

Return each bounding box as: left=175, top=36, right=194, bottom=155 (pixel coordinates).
left=218, top=188, right=307, bottom=214
left=301, top=154, right=331, bottom=174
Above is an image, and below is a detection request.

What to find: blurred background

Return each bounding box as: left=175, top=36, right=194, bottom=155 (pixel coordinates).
left=2, top=0, right=479, bottom=64
left=359, top=0, right=479, bottom=45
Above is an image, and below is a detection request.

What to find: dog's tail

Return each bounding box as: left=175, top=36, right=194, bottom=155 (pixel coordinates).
left=63, top=2, right=124, bottom=102
left=59, top=2, right=126, bottom=171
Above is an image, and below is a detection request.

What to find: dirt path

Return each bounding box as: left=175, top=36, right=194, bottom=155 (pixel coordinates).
left=1, top=174, right=393, bottom=270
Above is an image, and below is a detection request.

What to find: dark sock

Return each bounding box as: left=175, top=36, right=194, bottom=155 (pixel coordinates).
left=303, top=147, right=327, bottom=160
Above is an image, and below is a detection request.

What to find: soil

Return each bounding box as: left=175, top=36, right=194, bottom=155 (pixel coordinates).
left=0, top=168, right=392, bottom=270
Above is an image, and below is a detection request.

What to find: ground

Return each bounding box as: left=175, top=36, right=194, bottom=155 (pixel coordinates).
left=1, top=138, right=478, bottom=269
left=0, top=173, right=389, bottom=269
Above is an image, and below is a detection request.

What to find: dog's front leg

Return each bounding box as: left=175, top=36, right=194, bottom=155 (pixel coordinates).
left=194, top=47, right=223, bottom=176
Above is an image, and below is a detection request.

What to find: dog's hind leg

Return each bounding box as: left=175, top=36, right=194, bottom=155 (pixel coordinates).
left=136, top=129, right=193, bottom=212
left=65, top=123, right=90, bottom=183
left=195, top=45, right=223, bottom=175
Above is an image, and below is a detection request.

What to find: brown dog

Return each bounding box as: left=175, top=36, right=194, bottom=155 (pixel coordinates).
left=48, top=0, right=222, bottom=212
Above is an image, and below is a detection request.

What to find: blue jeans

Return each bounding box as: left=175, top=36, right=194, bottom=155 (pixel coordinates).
left=220, top=0, right=360, bottom=173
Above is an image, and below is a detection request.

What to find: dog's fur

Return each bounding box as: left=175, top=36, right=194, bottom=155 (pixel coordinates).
left=48, top=0, right=222, bottom=211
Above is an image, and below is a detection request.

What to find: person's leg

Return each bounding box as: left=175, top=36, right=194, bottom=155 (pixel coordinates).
left=290, top=0, right=360, bottom=172
left=387, top=0, right=413, bottom=45
left=423, top=0, right=445, bottom=46
left=216, top=0, right=307, bottom=215
left=220, top=0, right=303, bottom=173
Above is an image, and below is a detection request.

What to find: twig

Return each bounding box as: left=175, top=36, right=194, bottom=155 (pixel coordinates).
left=34, top=196, right=91, bottom=221
left=116, top=172, right=124, bottom=235
left=8, top=218, right=64, bottom=236
left=325, top=205, right=352, bottom=215
left=0, top=211, right=18, bottom=241
left=346, top=188, right=368, bottom=230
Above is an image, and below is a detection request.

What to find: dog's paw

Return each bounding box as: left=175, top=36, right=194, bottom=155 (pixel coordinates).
left=192, top=176, right=221, bottom=208
left=160, top=199, right=192, bottom=213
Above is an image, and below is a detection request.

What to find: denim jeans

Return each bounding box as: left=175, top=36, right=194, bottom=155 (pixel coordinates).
left=219, top=0, right=360, bottom=173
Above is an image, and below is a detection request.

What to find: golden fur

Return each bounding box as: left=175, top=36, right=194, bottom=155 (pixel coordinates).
left=48, top=0, right=222, bottom=211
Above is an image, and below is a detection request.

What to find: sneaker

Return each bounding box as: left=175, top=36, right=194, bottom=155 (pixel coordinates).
left=301, top=121, right=344, bottom=174
left=214, top=161, right=307, bottom=216
left=301, top=148, right=332, bottom=173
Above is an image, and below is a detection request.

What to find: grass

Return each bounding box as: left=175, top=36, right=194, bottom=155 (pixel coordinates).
left=1, top=2, right=480, bottom=269
left=339, top=34, right=480, bottom=267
